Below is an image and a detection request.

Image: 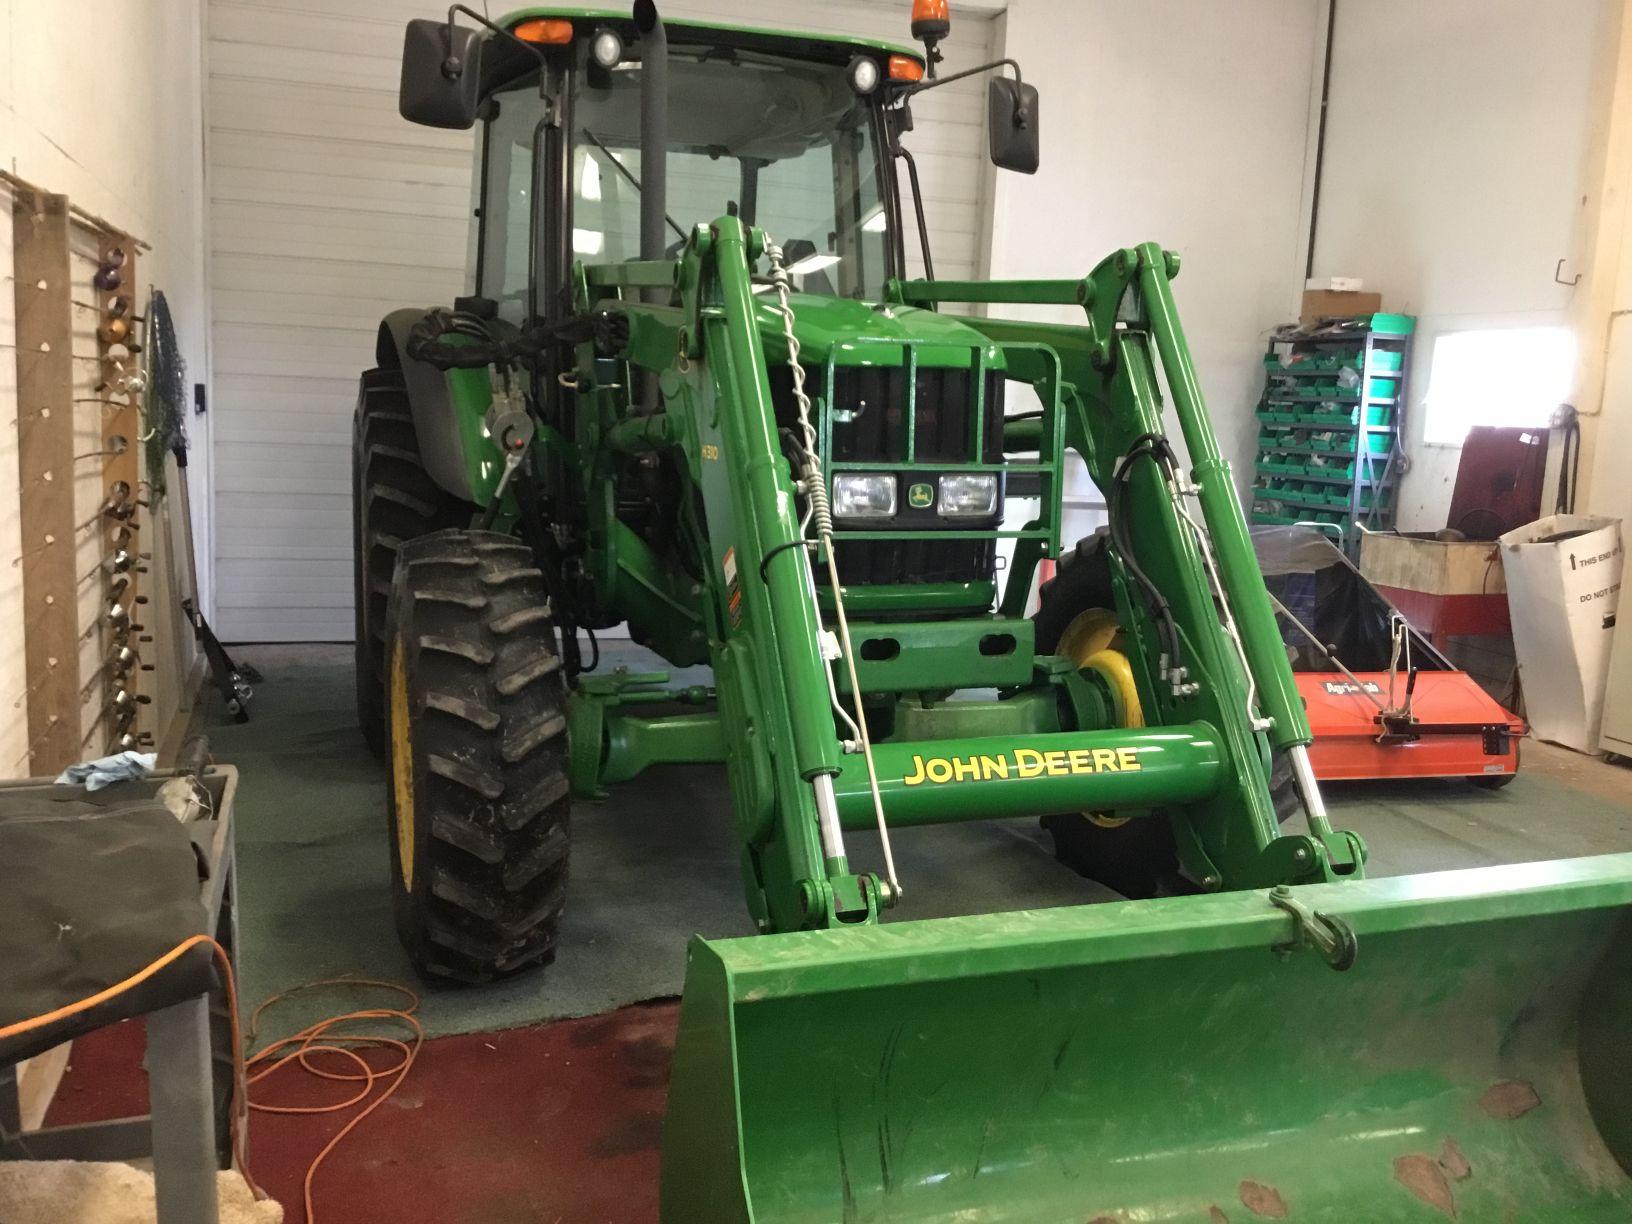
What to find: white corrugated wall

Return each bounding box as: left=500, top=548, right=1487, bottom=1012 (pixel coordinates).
left=205, top=0, right=1001, bottom=641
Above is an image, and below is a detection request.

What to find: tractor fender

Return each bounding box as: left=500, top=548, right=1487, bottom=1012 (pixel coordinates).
left=376, top=308, right=478, bottom=503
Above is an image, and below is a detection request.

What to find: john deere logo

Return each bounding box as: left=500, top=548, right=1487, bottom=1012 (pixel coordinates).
left=907, top=482, right=934, bottom=509
left=903, top=746, right=1144, bottom=786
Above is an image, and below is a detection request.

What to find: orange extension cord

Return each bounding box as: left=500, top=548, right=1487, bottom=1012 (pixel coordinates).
left=0, top=938, right=423, bottom=1224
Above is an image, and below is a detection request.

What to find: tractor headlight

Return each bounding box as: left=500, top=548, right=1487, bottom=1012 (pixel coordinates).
left=591, top=28, right=624, bottom=68
left=847, top=54, right=881, bottom=96
left=937, top=473, right=999, bottom=518
left=832, top=473, right=897, bottom=520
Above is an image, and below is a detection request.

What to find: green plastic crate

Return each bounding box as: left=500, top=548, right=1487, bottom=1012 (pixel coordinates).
left=1305, top=458, right=1350, bottom=481
left=1326, top=432, right=1390, bottom=457
left=1368, top=311, right=1416, bottom=336
left=1299, top=404, right=1391, bottom=429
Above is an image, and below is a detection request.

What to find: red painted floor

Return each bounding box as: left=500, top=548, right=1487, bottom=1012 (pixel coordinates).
left=45, top=1002, right=679, bottom=1224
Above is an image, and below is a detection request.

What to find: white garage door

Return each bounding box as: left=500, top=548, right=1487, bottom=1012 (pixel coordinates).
left=206, top=0, right=1001, bottom=640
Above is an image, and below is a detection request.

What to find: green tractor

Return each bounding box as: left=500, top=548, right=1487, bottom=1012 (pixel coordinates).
left=356, top=3, right=1632, bottom=1219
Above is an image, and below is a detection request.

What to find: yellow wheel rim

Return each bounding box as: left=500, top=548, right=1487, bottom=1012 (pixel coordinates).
left=1059, top=608, right=1144, bottom=829
left=389, top=636, right=416, bottom=891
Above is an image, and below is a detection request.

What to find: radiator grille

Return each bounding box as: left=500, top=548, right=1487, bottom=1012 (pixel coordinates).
left=769, top=365, right=1006, bottom=465
left=768, top=362, right=1006, bottom=594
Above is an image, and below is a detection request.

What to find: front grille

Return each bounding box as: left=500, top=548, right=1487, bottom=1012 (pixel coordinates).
left=768, top=362, right=1006, bottom=595
left=769, top=364, right=1006, bottom=464
left=830, top=537, right=998, bottom=586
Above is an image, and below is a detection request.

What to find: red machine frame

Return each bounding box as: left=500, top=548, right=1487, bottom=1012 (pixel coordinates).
left=1256, top=527, right=1526, bottom=785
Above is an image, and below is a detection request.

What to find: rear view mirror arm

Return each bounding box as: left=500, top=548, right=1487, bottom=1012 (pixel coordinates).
left=443, top=3, right=550, bottom=97
left=900, top=57, right=1028, bottom=127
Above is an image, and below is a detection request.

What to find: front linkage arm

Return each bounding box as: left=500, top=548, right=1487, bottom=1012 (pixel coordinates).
left=893, top=244, right=1365, bottom=888
left=583, top=218, right=888, bottom=932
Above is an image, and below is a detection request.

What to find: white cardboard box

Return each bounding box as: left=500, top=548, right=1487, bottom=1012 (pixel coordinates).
left=1498, top=515, right=1624, bottom=753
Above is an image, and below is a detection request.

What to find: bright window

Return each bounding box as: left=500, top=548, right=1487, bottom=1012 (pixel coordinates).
left=1422, top=326, right=1573, bottom=446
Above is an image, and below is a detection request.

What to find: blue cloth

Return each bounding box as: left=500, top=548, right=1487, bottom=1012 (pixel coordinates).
left=1279, top=572, right=1319, bottom=639
left=55, top=751, right=157, bottom=792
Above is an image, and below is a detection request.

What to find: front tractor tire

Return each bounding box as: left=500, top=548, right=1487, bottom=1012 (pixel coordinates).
left=385, top=529, right=571, bottom=984
left=1036, top=531, right=1299, bottom=898
left=353, top=370, right=470, bottom=757
left=1034, top=531, right=1180, bottom=899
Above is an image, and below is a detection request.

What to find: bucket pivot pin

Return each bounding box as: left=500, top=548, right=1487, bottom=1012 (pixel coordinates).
left=1269, top=884, right=1358, bottom=971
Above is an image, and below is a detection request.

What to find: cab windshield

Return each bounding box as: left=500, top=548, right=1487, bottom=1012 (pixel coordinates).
left=572, top=46, right=889, bottom=301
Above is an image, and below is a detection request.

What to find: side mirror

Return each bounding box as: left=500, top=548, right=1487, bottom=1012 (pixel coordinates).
left=988, top=77, right=1040, bottom=174
left=400, top=18, right=483, bottom=129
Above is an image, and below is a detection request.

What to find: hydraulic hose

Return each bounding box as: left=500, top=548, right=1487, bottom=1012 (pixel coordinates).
left=1110, top=433, right=1185, bottom=682
left=404, top=309, right=620, bottom=371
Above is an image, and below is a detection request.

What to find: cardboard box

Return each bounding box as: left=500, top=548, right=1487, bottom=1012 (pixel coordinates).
left=1359, top=531, right=1509, bottom=641
left=1301, top=289, right=1382, bottom=328
left=1497, top=514, right=1624, bottom=753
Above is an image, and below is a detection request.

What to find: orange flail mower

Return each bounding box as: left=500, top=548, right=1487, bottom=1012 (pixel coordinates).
left=1254, top=527, right=1525, bottom=786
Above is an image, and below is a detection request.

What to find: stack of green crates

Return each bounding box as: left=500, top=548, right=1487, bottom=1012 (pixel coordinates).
left=1250, top=311, right=1413, bottom=533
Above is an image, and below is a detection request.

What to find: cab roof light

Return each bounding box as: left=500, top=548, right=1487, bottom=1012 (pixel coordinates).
left=512, top=18, right=574, bottom=45
left=887, top=54, right=925, bottom=83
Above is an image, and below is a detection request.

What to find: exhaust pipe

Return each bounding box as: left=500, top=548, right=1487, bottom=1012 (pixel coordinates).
left=633, top=1, right=667, bottom=269
left=633, top=1, right=667, bottom=411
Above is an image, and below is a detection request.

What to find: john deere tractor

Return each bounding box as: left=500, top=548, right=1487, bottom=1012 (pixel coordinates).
left=356, top=3, right=1632, bottom=1219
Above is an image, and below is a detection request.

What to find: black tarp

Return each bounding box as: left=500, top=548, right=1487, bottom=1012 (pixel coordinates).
left=1252, top=526, right=1450, bottom=674
left=0, top=788, right=214, bottom=1066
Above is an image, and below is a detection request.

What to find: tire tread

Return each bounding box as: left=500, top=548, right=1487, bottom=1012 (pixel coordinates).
left=388, top=528, right=571, bottom=985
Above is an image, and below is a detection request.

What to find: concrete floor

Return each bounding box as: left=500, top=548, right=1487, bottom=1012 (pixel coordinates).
left=213, top=642, right=1632, bottom=1046
left=41, top=645, right=1632, bottom=1224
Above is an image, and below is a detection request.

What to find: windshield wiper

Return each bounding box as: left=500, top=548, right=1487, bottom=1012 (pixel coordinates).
left=581, top=128, right=687, bottom=243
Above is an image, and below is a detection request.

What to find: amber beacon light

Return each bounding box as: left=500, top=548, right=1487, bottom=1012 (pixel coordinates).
left=911, top=0, right=951, bottom=75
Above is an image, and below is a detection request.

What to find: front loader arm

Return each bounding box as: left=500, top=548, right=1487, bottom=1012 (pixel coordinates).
left=585, top=224, right=1361, bottom=911
left=585, top=219, right=885, bottom=931
left=895, top=244, right=1364, bottom=885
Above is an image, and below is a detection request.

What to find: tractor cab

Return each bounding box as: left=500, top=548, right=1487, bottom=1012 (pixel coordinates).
left=402, top=6, right=1035, bottom=317
left=398, top=4, right=1048, bottom=639
left=465, top=14, right=905, bottom=320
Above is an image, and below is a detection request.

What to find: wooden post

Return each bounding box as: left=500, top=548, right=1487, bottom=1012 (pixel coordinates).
left=12, top=192, right=83, bottom=774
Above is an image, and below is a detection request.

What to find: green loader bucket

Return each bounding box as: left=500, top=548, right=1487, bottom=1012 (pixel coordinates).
left=660, top=854, right=1632, bottom=1222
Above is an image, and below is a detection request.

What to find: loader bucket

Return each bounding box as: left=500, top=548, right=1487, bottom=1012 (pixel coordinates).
left=660, top=854, right=1632, bottom=1223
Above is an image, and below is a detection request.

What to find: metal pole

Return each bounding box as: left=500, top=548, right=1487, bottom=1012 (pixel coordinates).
left=633, top=1, right=668, bottom=411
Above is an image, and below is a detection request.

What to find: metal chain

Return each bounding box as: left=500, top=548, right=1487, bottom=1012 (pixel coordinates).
left=764, top=241, right=819, bottom=468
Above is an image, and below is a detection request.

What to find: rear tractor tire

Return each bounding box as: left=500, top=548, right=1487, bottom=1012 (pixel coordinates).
left=385, top=529, right=571, bottom=984
left=353, top=370, right=470, bottom=757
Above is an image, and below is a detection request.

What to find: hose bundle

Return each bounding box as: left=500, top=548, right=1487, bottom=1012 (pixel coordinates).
left=405, top=308, right=628, bottom=372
